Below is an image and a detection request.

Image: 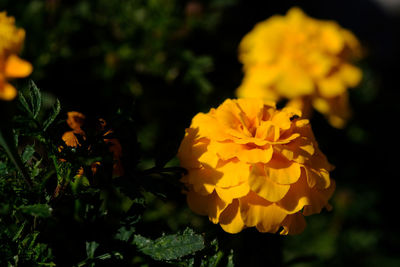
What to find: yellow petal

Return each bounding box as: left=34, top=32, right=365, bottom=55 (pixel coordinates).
left=191, top=112, right=230, bottom=141
left=339, top=63, right=362, bottom=87
left=240, top=191, right=287, bottom=233
left=276, top=66, right=314, bottom=98
left=5, top=54, right=33, bottom=78
left=280, top=212, right=307, bottom=235
left=249, top=163, right=290, bottom=202
left=0, top=83, right=17, bottom=100
left=215, top=182, right=250, bottom=204
left=318, top=75, right=346, bottom=98
left=177, top=128, right=208, bottom=169
left=278, top=170, right=335, bottom=215
left=275, top=136, right=315, bottom=164
left=220, top=199, right=245, bottom=234
left=185, top=167, right=222, bottom=195
left=213, top=141, right=273, bottom=164
left=264, top=153, right=301, bottom=184
left=215, top=161, right=250, bottom=188
left=320, top=22, right=344, bottom=54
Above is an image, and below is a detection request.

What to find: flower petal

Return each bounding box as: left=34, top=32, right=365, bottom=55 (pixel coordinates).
left=177, top=128, right=207, bottom=169
left=5, top=54, right=33, bottom=78
left=249, top=163, right=290, bottom=202
left=185, top=167, right=222, bottom=195
left=220, top=199, right=245, bottom=234
left=264, top=153, right=301, bottom=184
left=215, top=161, right=250, bottom=188
left=240, top=191, right=287, bottom=233
left=216, top=180, right=250, bottom=202
left=0, top=83, right=17, bottom=100
left=186, top=190, right=227, bottom=223
left=280, top=212, right=307, bottom=235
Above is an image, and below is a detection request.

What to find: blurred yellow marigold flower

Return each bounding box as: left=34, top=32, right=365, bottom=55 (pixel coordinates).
left=0, top=11, right=32, bottom=101
left=178, top=98, right=335, bottom=234
left=237, top=7, right=362, bottom=128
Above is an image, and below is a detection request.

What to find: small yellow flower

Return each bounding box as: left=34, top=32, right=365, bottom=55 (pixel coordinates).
left=0, top=11, right=32, bottom=101
left=178, top=98, right=335, bottom=234
left=237, top=7, right=362, bottom=128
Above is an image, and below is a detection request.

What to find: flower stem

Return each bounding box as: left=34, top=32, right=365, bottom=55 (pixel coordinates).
left=0, top=128, right=32, bottom=188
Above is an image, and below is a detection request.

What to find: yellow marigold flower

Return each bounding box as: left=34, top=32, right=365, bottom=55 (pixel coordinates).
left=178, top=98, right=335, bottom=234
left=0, top=11, right=32, bottom=101
left=236, top=7, right=362, bottom=128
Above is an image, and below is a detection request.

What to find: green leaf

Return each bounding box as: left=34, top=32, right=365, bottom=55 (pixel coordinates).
left=20, top=204, right=52, bottom=218
left=115, top=226, right=136, bottom=242
left=29, top=80, right=42, bottom=119
left=22, top=145, right=35, bottom=163
left=133, top=228, right=205, bottom=261
left=42, top=98, right=61, bottom=131
left=86, top=241, right=99, bottom=259
left=18, top=90, right=33, bottom=116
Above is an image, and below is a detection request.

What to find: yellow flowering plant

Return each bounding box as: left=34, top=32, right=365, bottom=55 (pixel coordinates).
left=0, top=11, right=32, bottom=101
left=237, top=7, right=362, bottom=128
left=178, top=98, right=335, bottom=234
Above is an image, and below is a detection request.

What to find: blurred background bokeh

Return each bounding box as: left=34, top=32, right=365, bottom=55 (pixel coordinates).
left=1, top=0, right=399, bottom=265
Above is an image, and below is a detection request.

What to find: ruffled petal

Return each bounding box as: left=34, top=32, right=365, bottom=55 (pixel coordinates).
left=264, top=153, right=301, bottom=184
left=215, top=161, right=250, bottom=188
left=185, top=167, right=222, bottom=195
left=280, top=212, right=307, bottom=235
left=186, top=190, right=227, bottom=223
left=216, top=182, right=250, bottom=205
left=220, top=200, right=246, bottom=234
left=240, top=191, right=287, bottom=233
left=249, top=163, right=290, bottom=202
left=177, top=128, right=207, bottom=169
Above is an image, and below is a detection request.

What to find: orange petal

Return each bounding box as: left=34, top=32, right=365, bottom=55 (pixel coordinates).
left=280, top=212, right=307, bottom=235
left=186, top=190, right=227, bottom=223
left=5, top=54, right=33, bottom=78
left=0, top=83, right=17, bottom=100
left=62, top=131, right=80, bottom=147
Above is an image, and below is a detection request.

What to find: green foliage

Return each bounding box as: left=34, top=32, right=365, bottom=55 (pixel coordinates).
left=133, top=228, right=205, bottom=261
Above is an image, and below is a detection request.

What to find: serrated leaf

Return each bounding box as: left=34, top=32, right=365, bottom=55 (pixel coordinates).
left=18, top=90, right=33, bottom=116
left=115, top=226, right=136, bottom=242
left=133, top=228, right=204, bottom=261
left=43, top=98, right=61, bottom=131
left=22, top=145, right=35, bottom=163
left=20, top=204, right=52, bottom=218
left=29, top=80, right=42, bottom=119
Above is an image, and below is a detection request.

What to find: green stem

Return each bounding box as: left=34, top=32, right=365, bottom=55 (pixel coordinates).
left=0, top=128, right=32, bottom=188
